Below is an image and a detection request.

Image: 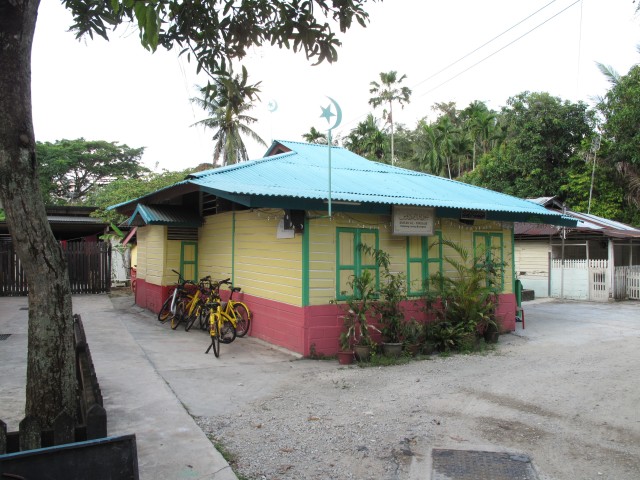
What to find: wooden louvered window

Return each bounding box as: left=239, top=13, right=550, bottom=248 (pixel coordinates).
left=167, top=227, right=198, bottom=241
left=407, top=230, right=443, bottom=296
left=473, top=232, right=505, bottom=291
left=335, top=228, right=379, bottom=301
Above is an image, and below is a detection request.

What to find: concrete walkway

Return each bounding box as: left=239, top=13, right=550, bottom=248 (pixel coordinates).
left=0, top=293, right=303, bottom=480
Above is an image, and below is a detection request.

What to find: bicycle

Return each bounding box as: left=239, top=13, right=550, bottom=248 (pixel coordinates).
left=174, top=276, right=212, bottom=331
left=157, top=269, right=192, bottom=323
left=215, top=278, right=252, bottom=338
left=204, top=300, right=236, bottom=358
left=184, top=277, right=214, bottom=332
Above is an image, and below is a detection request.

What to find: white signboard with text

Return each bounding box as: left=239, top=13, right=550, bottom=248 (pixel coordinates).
left=392, top=206, right=435, bottom=236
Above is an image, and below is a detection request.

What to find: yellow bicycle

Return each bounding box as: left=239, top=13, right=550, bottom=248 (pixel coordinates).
left=204, top=301, right=236, bottom=358
left=215, top=279, right=251, bottom=338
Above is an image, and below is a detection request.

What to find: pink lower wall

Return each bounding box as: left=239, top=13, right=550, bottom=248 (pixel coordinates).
left=135, top=279, right=516, bottom=357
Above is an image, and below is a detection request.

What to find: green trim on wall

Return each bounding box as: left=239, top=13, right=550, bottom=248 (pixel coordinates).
left=335, top=227, right=379, bottom=300
left=511, top=226, right=516, bottom=294
left=302, top=216, right=310, bottom=307
left=473, top=232, right=505, bottom=290
left=231, top=211, right=236, bottom=284
left=406, top=230, right=443, bottom=297
left=180, top=241, right=198, bottom=282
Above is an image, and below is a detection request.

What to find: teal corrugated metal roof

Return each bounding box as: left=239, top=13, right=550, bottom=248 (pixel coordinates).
left=187, top=140, right=572, bottom=224
left=127, top=204, right=202, bottom=227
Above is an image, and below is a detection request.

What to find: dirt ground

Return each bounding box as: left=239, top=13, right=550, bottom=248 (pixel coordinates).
left=194, top=299, right=640, bottom=480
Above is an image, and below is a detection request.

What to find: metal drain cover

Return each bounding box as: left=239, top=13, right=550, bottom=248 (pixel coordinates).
left=0, top=334, right=11, bottom=341
left=431, top=448, right=539, bottom=480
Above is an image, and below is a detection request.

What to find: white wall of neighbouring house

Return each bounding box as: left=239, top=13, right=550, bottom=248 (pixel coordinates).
left=515, top=240, right=550, bottom=298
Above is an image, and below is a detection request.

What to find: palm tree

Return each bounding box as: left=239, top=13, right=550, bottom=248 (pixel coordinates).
left=369, top=71, right=411, bottom=165
left=434, top=116, right=459, bottom=179
left=191, top=66, right=266, bottom=166
left=413, top=120, right=442, bottom=175
left=463, top=101, right=496, bottom=170
left=302, top=127, right=327, bottom=144
left=344, top=114, right=388, bottom=161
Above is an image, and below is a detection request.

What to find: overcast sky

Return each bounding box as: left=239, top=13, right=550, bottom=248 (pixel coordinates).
left=31, top=0, right=639, bottom=172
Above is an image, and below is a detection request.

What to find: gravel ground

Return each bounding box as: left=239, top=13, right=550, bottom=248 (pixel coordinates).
left=195, top=308, right=640, bottom=480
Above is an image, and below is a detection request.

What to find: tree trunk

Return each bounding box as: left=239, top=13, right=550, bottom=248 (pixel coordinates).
left=0, top=0, right=76, bottom=447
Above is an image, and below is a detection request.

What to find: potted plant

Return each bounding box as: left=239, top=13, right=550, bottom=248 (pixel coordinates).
left=342, top=268, right=380, bottom=362
left=403, top=319, right=422, bottom=356
left=360, top=245, right=407, bottom=358
left=424, top=238, right=505, bottom=353
left=337, top=331, right=354, bottom=365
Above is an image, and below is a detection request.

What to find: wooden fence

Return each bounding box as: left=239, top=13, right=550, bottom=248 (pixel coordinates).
left=0, top=315, right=106, bottom=454
left=0, top=240, right=111, bottom=296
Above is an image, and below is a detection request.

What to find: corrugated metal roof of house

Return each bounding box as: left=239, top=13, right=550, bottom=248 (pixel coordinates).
left=187, top=140, right=569, bottom=220
left=46, top=215, right=106, bottom=224
left=127, top=204, right=203, bottom=227
left=515, top=208, right=640, bottom=239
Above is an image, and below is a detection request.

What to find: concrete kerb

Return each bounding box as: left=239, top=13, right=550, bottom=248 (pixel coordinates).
left=74, top=294, right=238, bottom=480
left=0, top=294, right=238, bottom=480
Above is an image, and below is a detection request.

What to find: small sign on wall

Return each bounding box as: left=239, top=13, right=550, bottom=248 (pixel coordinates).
left=392, top=206, right=435, bottom=236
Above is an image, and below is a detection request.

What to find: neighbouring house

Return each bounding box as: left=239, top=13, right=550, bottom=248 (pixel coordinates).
left=514, top=197, right=640, bottom=301
left=0, top=206, right=111, bottom=295
left=109, top=141, right=575, bottom=356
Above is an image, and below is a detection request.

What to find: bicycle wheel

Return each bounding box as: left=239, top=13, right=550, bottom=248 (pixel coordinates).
left=171, top=302, right=185, bottom=330
left=233, top=303, right=251, bottom=337
left=158, top=296, right=172, bottom=322
left=219, top=319, right=237, bottom=344
left=198, top=308, right=208, bottom=331
left=185, top=304, right=201, bottom=332
left=209, top=312, right=220, bottom=358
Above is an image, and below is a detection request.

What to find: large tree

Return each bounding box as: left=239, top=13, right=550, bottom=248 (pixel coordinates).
left=368, top=70, right=411, bottom=165
left=465, top=92, right=595, bottom=199
left=37, top=138, right=145, bottom=204
left=600, top=63, right=640, bottom=211
left=0, top=0, right=376, bottom=443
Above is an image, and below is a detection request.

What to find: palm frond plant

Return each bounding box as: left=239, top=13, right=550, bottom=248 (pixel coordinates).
left=424, top=238, right=504, bottom=351
left=342, top=269, right=380, bottom=349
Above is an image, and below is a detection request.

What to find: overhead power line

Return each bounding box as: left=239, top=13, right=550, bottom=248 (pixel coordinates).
left=411, top=0, right=559, bottom=90
left=416, top=0, right=583, bottom=100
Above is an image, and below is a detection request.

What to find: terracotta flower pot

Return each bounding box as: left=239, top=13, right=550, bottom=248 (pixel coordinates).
left=337, top=351, right=354, bottom=365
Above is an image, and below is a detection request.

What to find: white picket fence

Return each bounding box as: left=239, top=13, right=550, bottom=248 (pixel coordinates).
left=614, top=266, right=640, bottom=300
left=550, top=259, right=609, bottom=301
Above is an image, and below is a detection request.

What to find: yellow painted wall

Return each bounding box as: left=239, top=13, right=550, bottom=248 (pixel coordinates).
left=197, top=210, right=303, bottom=305
left=199, top=212, right=233, bottom=280
left=307, top=213, right=513, bottom=306
left=233, top=210, right=303, bottom=305
left=145, top=226, right=168, bottom=286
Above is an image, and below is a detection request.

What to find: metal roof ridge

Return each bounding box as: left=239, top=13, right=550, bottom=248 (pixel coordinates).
left=187, top=151, right=296, bottom=179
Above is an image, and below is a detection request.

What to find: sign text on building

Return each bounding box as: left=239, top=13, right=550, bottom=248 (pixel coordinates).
left=392, top=206, right=435, bottom=236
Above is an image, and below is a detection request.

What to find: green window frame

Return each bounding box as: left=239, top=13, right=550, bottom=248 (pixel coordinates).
left=180, top=241, right=198, bottom=282
left=473, top=232, right=504, bottom=291
left=335, top=227, right=379, bottom=300
left=407, top=231, right=443, bottom=296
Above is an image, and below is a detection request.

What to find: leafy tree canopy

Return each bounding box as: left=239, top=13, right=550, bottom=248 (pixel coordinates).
left=87, top=169, right=193, bottom=225
left=63, top=0, right=375, bottom=75
left=464, top=92, right=595, bottom=199
left=600, top=64, right=640, bottom=209
left=37, top=138, right=146, bottom=204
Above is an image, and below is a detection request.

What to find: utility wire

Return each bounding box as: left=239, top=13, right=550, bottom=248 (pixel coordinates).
left=412, top=0, right=559, bottom=90
left=416, top=0, right=583, bottom=99
left=340, top=0, right=577, bottom=132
